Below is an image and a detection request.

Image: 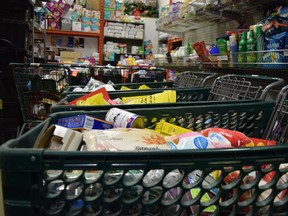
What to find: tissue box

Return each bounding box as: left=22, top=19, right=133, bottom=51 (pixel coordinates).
left=72, top=21, right=82, bottom=31
left=61, top=18, right=71, bottom=31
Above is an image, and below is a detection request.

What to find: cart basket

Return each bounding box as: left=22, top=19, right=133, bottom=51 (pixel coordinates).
left=52, top=87, right=212, bottom=113
left=0, top=100, right=278, bottom=216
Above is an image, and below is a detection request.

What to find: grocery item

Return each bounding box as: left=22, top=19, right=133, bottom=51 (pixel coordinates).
left=155, top=122, right=191, bottom=136
left=68, top=87, right=110, bottom=105
left=56, top=115, right=113, bottom=130
left=165, top=132, right=230, bottom=150
left=247, top=29, right=256, bottom=66
left=238, top=31, right=247, bottom=67
left=200, top=127, right=253, bottom=147
left=105, top=108, right=144, bottom=128
left=216, top=37, right=227, bottom=55
left=121, top=90, right=176, bottom=104
left=83, top=128, right=170, bottom=151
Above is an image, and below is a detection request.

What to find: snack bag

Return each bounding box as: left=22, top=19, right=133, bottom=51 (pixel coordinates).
left=83, top=128, right=170, bottom=151
left=200, top=128, right=253, bottom=147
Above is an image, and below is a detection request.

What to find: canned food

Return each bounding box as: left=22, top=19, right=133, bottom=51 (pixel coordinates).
left=105, top=108, right=144, bottom=128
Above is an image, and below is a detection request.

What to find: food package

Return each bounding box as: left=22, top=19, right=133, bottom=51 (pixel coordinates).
left=83, top=128, right=170, bottom=151
left=68, top=87, right=110, bottom=105
left=200, top=128, right=253, bottom=147
left=121, top=90, right=176, bottom=104
left=165, top=131, right=231, bottom=150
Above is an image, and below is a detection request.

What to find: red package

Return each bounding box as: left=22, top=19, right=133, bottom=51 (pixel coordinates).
left=200, top=128, right=253, bottom=147
left=68, top=87, right=110, bottom=105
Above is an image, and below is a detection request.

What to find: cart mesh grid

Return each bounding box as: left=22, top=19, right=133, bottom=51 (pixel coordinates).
left=11, top=64, right=70, bottom=124
left=173, top=71, right=217, bottom=88
left=208, top=74, right=283, bottom=101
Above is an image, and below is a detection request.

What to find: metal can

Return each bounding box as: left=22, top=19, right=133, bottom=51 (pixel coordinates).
left=105, top=108, right=144, bottom=128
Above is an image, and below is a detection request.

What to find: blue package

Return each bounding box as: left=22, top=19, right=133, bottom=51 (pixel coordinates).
left=262, top=32, right=287, bottom=68
left=57, top=115, right=113, bottom=130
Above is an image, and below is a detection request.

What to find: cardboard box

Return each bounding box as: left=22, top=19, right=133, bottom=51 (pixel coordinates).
left=56, top=115, right=113, bottom=130
left=86, top=0, right=100, bottom=10
left=60, top=51, right=81, bottom=63
left=33, top=122, right=83, bottom=151
left=61, top=18, right=72, bottom=31
left=54, top=125, right=83, bottom=151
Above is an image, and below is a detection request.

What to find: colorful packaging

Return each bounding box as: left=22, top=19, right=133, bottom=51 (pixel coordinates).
left=105, top=108, right=144, bottom=128
left=68, top=87, right=110, bottom=105
left=165, top=132, right=230, bottom=150
left=155, top=122, right=191, bottom=136
left=262, top=32, right=287, bottom=68
left=200, top=128, right=253, bottom=147
left=56, top=115, right=113, bottom=130
left=121, top=90, right=176, bottom=104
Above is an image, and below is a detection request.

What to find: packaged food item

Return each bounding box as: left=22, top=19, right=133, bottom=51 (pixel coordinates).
left=76, top=93, right=110, bottom=106
left=68, top=87, right=110, bottom=105
left=121, top=90, right=176, bottom=104
left=155, top=122, right=191, bottom=136
left=200, top=128, right=253, bottom=147
left=105, top=108, right=144, bottom=128
left=248, top=137, right=277, bottom=147
left=83, top=128, right=170, bottom=151
left=165, top=132, right=228, bottom=150
left=56, top=115, right=113, bottom=130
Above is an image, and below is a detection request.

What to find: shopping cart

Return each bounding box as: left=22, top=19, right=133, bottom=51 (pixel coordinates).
left=60, top=70, right=218, bottom=98
left=262, top=84, right=288, bottom=143
left=51, top=74, right=284, bottom=114
left=11, top=63, right=71, bottom=135
left=0, top=98, right=284, bottom=216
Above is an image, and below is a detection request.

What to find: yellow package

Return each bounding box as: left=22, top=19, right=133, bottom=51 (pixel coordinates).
left=155, top=122, right=191, bottom=136
left=123, top=90, right=176, bottom=104
left=121, top=95, right=148, bottom=104
left=120, top=86, right=132, bottom=90
left=76, top=93, right=110, bottom=106
left=138, top=84, right=150, bottom=90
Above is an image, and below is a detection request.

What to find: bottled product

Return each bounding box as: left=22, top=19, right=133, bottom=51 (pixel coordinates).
left=247, top=29, right=256, bottom=66
left=216, top=37, right=227, bottom=55
left=187, top=43, right=193, bottom=55
left=238, top=31, right=247, bottom=67
left=229, top=33, right=238, bottom=66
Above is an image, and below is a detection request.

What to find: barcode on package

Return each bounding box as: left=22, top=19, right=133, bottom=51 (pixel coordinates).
left=84, top=116, right=94, bottom=129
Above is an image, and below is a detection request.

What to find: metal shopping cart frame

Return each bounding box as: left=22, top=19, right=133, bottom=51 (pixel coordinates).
left=10, top=63, right=71, bottom=135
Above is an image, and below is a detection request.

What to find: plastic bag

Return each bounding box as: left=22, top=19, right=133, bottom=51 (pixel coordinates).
left=83, top=128, right=170, bottom=151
